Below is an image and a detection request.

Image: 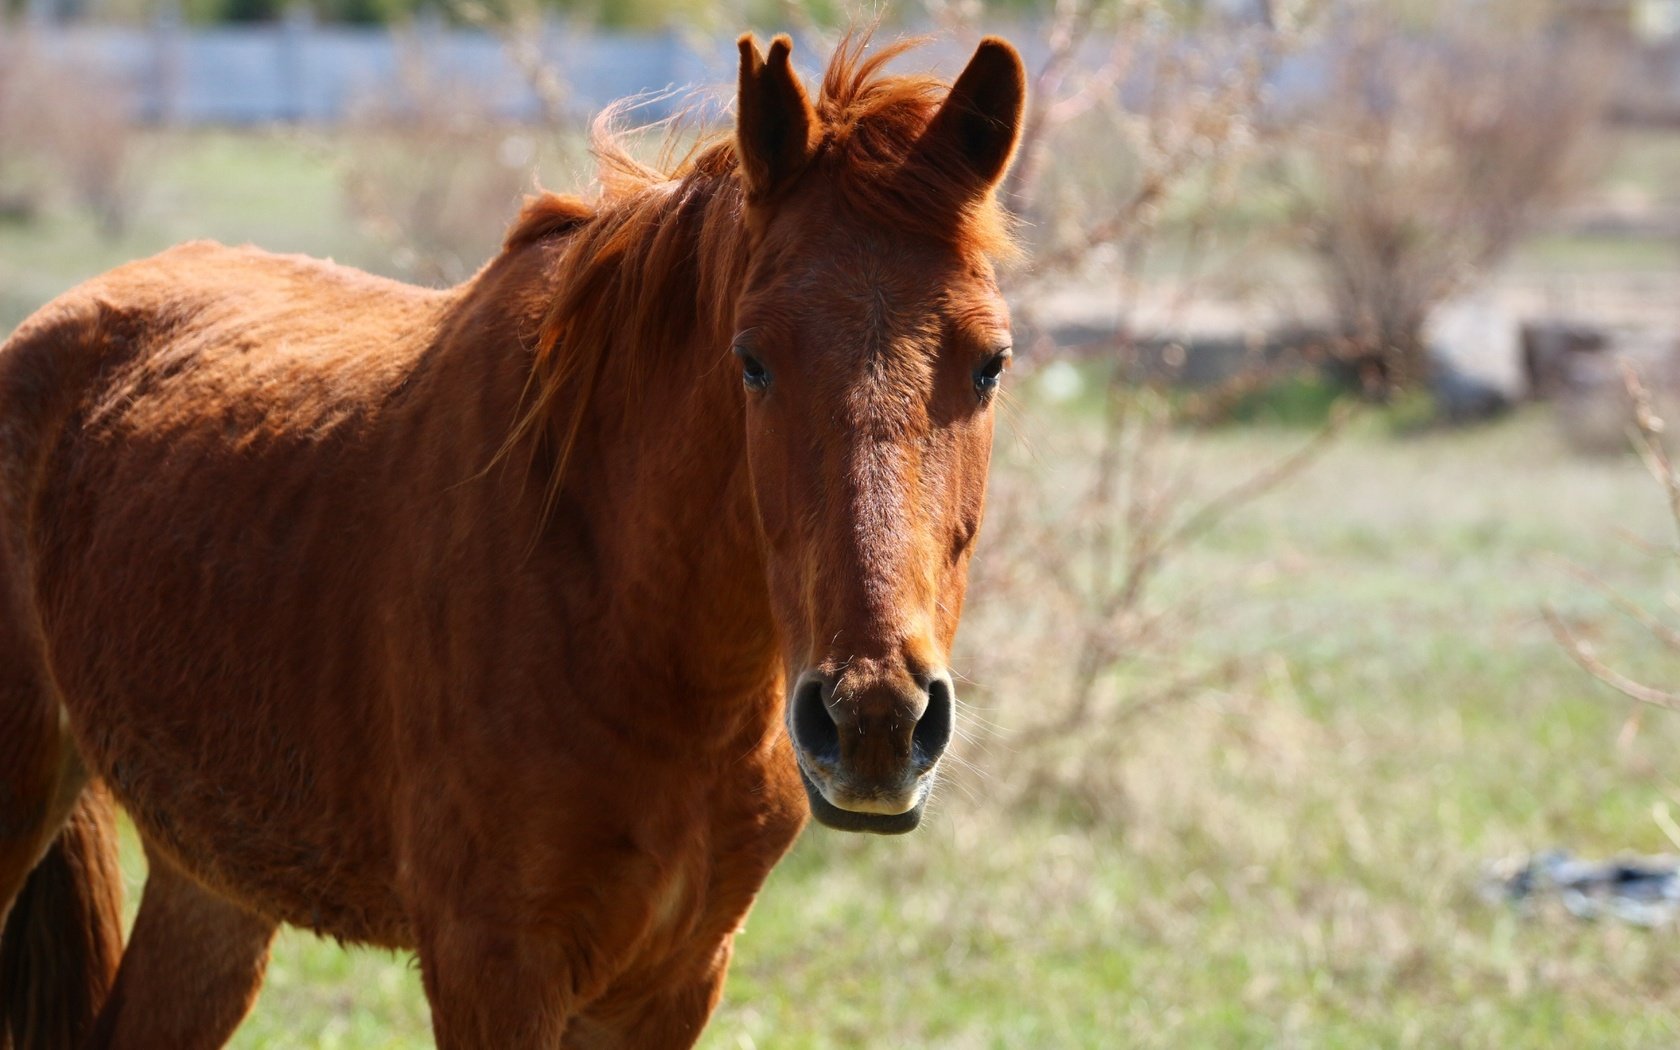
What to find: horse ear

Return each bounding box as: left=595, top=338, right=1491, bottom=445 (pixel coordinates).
left=736, top=33, right=820, bottom=203
left=917, top=37, right=1027, bottom=191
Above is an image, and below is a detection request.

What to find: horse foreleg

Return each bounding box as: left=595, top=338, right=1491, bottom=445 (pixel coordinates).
left=85, top=845, right=276, bottom=1050
left=417, top=920, right=575, bottom=1049
left=562, top=939, right=735, bottom=1050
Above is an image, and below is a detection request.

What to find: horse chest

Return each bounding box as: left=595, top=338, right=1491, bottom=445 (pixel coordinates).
left=594, top=781, right=805, bottom=1015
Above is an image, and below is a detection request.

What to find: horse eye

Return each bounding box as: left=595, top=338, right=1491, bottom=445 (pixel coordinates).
left=974, top=349, right=1011, bottom=399
left=734, top=347, right=771, bottom=392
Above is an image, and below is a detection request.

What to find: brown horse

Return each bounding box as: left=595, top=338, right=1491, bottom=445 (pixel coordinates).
left=0, top=30, right=1024, bottom=1049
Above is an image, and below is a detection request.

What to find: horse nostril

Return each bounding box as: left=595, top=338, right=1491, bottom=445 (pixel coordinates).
left=791, top=675, right=841, bottom=765
left=912, top=675, right=954, bottom=768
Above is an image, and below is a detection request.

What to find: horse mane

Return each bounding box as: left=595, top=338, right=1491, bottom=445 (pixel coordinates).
left=494, top=32, right=1018, bottom=505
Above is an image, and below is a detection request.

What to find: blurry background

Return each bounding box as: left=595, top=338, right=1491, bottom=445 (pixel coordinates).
left=7, top=0, right=1680, bottom=1045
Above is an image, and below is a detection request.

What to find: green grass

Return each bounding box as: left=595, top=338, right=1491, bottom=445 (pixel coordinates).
left=20, top=128, right=1680, bottom=1047
left=1510, top=231, right=1680, bottom=274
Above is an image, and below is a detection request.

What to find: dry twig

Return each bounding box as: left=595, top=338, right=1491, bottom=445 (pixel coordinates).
left=1546, top=607, right=1680, bottom=713
left=1550, top=363, right=1680, bottom=718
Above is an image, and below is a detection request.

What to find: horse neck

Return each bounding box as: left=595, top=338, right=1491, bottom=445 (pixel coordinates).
left=506, top=173, right=779, bottom=722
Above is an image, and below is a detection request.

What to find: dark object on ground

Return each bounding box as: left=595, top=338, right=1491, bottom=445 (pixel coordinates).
left=1482, top=850, right=1680, bottom=926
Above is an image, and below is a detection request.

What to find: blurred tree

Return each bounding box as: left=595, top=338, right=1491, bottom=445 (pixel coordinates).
left=1281, top=7, right=1609, bottom=397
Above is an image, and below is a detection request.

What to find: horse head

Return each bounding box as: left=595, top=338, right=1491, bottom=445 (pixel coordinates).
left=731, top=34, right=1025, bottom=833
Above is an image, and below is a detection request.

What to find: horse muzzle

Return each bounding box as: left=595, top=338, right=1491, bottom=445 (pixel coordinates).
left=787, top=667, right=955, bottom=835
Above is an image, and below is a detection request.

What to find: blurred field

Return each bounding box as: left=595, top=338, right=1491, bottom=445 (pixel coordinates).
left=12, top=128, right=1680, bottom=1046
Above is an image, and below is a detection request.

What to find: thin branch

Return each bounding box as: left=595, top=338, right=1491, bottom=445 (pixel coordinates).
left=1550, top=555, right=1680, bottom=652
left=1009, top=657, right=1240, bottom=751
left=1621, top=359, right=1680, bottom=546
left=1160, top=402, right=1353, bottom=555
left=1545, top=606, right=1680, bottom=713
left=450, top=0, right=571, bottom=126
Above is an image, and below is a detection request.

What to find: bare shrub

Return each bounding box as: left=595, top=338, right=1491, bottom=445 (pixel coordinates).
left=1284, top=8, right=1610, bottom=395
left=338, top=35, right=536, bottom=285
left=0, top=28, right=138, bottom=234
left=996, top=1, right=1276, bottom=299
left=0, top=28, right=42, bottom=220
left=42, top=64, right=138, bottom=237
left=957, top=388, right=1346, bottom=818
left=923, top=2, right=1345, bottom=814
left=450, top=0, right=571, bottom=125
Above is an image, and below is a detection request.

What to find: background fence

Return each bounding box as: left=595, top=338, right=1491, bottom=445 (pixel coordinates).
left=15, top=12, right=1680, bottom=127
left=17, top=14, right=727, bottom=123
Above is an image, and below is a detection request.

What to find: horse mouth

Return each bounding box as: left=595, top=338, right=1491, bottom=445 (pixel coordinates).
left=797, top=766, right=925, bottom=835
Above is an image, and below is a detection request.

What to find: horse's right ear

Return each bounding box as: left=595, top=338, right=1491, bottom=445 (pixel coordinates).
left=736, top=33, right=820, bottom=203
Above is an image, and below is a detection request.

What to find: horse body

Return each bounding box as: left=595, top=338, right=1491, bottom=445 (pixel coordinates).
left=27, top=244, right=450, bottom=947
left=0, top=32, right=1025, bottom=1049
left=6, top=234, right=804, bottom=1046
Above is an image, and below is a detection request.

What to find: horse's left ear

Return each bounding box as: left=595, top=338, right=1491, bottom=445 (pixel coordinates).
left=736, top=33, right=821, bottom=203
left=917, top=37, right=1027, bottom=191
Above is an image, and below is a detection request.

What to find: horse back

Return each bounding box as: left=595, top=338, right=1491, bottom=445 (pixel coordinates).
left=0, top=242, right=459, bottom=945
